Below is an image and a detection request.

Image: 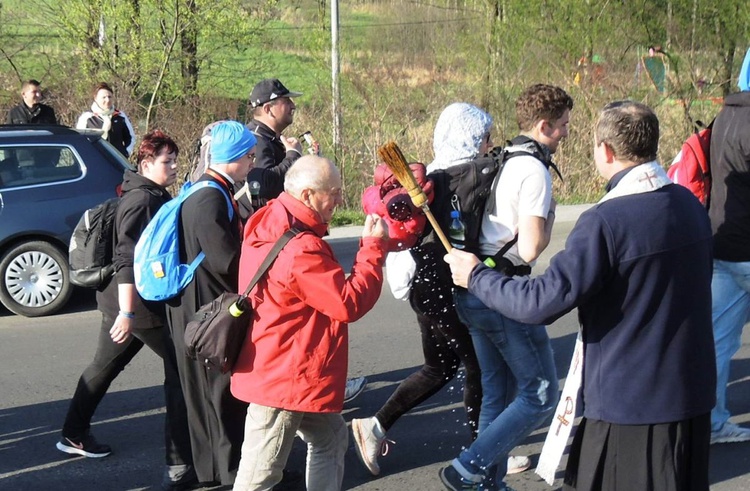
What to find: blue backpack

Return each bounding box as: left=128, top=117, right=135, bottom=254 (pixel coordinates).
left=134, top=180, right=233, bottom=302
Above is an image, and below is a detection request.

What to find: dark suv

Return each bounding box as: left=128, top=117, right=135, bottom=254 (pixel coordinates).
left=0, top=125, right=131, bottom=317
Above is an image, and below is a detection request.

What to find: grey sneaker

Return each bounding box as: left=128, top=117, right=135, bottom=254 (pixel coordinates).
left=506, top=455, right=530, bottom=475
left=352, top=417, right=389, bottom=475
left=711, top=421, right=750, bottom=444
left=344, top=376, right=367, bottom=403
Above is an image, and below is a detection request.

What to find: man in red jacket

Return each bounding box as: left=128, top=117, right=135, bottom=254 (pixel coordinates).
left=231, top=155, right=389, bottom=491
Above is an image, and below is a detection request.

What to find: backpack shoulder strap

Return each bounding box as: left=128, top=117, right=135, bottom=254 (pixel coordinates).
left=484, top=146, right=534, bottom=214
left=180, top=180, right=236, bottom=278
left=184, top=180, right=234, bottom=222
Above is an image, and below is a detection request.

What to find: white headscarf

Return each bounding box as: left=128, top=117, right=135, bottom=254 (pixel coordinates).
left=387, top=102, right=494, bottom=300
left=427, top=102, right=493, bottom=173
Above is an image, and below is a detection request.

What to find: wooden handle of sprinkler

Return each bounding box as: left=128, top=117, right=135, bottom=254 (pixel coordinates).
left=400, top=183, right=452, bottom=252
left=422, top=205, right=453, bottom=253
left=377, top=141, right=453, bottom=253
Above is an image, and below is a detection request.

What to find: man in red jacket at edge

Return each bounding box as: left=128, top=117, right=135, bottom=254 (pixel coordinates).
left=230, top=155, right=389, bottom=491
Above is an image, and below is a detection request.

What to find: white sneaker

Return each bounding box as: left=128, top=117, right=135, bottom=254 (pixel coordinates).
left=352, top=417, right=388, bottom=475
left=506, top=455, right=531, bottom=475
left=344, top=376, right=367, bottom=403
left=710, top=421, right=750, bottom=444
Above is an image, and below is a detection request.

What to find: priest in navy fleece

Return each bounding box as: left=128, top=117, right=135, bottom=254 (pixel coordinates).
left=445, top=101, right=715, bottom=491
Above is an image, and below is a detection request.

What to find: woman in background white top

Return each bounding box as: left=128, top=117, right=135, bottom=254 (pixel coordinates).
left=76, top=82, right=136, bottom=158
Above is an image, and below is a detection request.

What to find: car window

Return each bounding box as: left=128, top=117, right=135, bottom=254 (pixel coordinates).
left=0, top=146, right=82, bottom=189
left=93, top=139, right=135, bottom=171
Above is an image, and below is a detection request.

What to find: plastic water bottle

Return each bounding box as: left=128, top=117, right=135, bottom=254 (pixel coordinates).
left=449, top=210, right=466, bottom=249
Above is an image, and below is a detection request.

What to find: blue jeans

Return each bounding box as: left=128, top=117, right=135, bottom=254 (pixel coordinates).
left=710, top=259, right=750, bottom=431
left=453, top=289, right=558, bottom=489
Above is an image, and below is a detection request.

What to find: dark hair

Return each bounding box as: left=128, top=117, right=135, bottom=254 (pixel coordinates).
left=250, top=98, right=281, bottom=118
left=137, top=130, right=179, bottom=166
left=92, top=82, right=114, bottom=99
left=596, top=100, right=659, bottom=164
left=22, top=79, right=41, bottom=91
left=515, top=84, right=574, bottom=132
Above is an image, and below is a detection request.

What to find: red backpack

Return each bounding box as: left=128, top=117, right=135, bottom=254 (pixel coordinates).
left=667, top=120, right=713, bottom=208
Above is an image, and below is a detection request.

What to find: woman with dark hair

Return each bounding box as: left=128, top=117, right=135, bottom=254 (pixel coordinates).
left=76, top=82, right=136, bottom=157
left=56, top=131, right=195, bottom=491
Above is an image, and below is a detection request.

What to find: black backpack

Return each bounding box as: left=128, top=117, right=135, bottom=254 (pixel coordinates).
left=68, top=198, right=120, bottom=289
left=423, top=141, right=557, bottom=254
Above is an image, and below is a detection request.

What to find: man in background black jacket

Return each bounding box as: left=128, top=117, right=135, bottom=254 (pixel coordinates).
left=245, top=78, right=304, bottom=206
left=7, top=79, right=58, bottom=125
left=705, top=53, right=750, bottom=444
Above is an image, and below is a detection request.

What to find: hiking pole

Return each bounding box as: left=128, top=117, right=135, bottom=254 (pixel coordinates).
left=377, top=141, right=452, bottom=253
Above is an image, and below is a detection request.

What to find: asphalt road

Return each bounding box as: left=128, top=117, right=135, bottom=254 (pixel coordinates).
left=1, top=205, right=748, bottom=491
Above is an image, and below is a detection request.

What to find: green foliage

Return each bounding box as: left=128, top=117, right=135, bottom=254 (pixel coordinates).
left=2, top=0, right=749, bottom=209
left=330, top=208, right=365, bottom=227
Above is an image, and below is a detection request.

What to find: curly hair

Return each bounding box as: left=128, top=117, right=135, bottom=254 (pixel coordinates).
left=515, top=84, right=574, bottom=132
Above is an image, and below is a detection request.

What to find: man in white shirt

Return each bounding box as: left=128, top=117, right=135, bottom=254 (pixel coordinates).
left=440, top=84, right=573, bottom=491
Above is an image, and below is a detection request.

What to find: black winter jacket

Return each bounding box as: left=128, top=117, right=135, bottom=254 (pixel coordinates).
left=97, top=170, right=171, bottom=325
left=709, top=91, right=750, bottom=261
left=246, top=119, right=301, bottom=202
left=7, top=102, right=57, bottom=125
left=77, top=110, right=135, bottom=157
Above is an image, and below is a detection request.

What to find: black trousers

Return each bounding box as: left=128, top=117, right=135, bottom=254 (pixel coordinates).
left=563, top=414, right=711, bottom=491
left=62, top=313, right=192, bottom=466
left=167, top=306, right=247, bottom=485
left=375, top=304, right=483, bottom=439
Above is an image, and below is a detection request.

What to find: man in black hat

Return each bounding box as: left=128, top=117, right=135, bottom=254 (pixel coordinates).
left=245, top=78, right=304, bottom=206
left=244, top=79, right=370, bottom=407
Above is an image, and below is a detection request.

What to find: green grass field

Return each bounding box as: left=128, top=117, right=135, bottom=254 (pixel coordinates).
left=0, top=1, right=739, bottom=208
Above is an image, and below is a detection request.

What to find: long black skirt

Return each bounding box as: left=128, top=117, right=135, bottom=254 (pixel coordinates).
left=563, top=414, right=710, bottom=491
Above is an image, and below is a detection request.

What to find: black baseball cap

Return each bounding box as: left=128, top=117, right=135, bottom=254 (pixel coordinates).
left=249, top=79, right=303, bottom=108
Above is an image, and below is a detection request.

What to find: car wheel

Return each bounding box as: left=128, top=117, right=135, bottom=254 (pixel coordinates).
left=0, top=241, right=73, bottom=317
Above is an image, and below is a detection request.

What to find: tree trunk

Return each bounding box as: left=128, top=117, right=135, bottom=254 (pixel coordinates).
left=181, top=0, right=198, bottom=97
left=127, top=0, right=142, bottom=95
left=481, top=0, right=501, bottom=108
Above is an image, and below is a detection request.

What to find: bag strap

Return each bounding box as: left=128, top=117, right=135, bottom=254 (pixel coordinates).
left=488, top=234, right=519, bottom=266
left=179, top=180, right=236, bottom=281
left=239, top=227, right=301, bottom=299
left=187, top=179, right=234, bottom=222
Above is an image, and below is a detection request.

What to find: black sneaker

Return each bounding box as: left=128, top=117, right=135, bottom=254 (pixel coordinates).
left=439, top=465, right=480, bottom=491
left=56, top=433, right=112, bottom=458
left=162, top=465, right=198, bottom=491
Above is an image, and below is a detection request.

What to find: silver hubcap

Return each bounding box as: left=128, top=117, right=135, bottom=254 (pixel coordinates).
left=4, top=251, right=63, bottom=307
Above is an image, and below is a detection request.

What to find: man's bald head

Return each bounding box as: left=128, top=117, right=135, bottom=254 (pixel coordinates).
left=284, top=155, right=340, bottom=198
left=285, top=155, right=343, bottom=224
